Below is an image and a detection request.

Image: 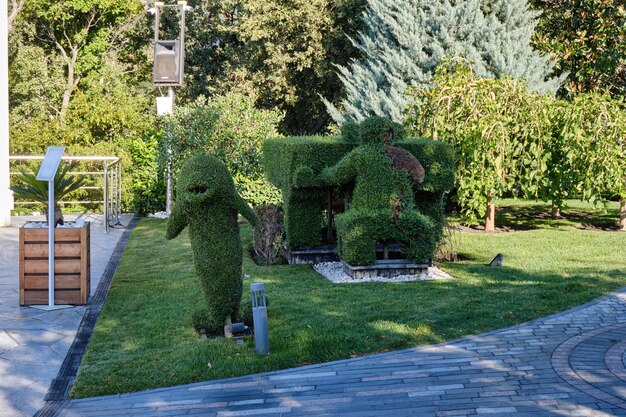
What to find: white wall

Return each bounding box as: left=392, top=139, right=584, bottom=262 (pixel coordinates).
left=0, top=0, right=12, bottom=227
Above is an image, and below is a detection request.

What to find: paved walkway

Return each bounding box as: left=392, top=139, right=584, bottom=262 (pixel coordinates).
left=0, top=214, right=133, bottom=417
left=52, top=280, right=626, bottom=416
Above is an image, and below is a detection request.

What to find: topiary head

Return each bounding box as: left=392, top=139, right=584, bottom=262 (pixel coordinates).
left=359, top=116, right=405, bottom=145
left=341, top=121, right=361, bottom=144
left=176, top=154, right=233, bottom=206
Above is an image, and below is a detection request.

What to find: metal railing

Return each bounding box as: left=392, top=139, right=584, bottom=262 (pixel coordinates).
left=9, top=155, right=123, bottom=232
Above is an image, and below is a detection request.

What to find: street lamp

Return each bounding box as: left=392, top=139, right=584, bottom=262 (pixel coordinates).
left=148, top=1, right=192, bottom=214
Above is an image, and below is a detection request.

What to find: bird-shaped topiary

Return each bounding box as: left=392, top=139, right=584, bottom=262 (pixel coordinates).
left=166, top=154, right=258, bottom=336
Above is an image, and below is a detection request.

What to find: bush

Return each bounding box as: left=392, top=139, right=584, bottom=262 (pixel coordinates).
left=252, top=205, right=285, bottom=266
left=263, top=135, right=454, bottom=249
left=166, top=154, right=259, bottom=336
left=263, top=117, right=455, bottom=264
left=127, top=131, right=166, bottom=215
left=167, top=93, right=284, bottom=206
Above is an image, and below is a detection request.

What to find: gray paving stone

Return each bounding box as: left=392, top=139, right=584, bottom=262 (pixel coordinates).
left=0, top=214, right=133, bottom=417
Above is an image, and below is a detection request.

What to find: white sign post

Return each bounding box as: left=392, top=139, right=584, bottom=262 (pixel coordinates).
left=36, top=146, right=66, bottom=309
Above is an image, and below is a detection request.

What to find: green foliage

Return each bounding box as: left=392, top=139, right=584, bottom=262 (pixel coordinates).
left=530, top=0, right=626, bottom=97
left=406, top=60, right=554, bottom=225
left=318, top=117, right=440, bottom=264
left=166, top=154, right=258, bottom=336
left=326, top=0, right=562, bottom=124
left=177, top=0, right=363, bottom=134
left=555, top=94, right=626, bottom=203
left=263, top=120, right=454, bottom=263
left=168, top=93, right=284, bottom=206
left=10, top=164, right=86, bottom=224
left=127, top=131, right=166, bottom=216
left=10, top=164, right=85, bottom=205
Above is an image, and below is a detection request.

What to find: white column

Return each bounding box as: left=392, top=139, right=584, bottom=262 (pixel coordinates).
left=0, top=0, right=12, bottom=227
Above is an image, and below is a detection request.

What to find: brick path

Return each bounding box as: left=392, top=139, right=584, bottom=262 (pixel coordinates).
left=50, top=284, right=626, bottom=416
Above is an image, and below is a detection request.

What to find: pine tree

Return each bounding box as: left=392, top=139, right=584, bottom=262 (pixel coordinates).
left=326, top=0, right=564, bottom=124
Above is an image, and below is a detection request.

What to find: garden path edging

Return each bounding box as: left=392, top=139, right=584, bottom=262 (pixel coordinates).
left=34, top=216, right=139, bottom=417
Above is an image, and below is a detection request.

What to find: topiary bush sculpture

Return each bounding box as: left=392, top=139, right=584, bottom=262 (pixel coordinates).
left=318, top=116, right=436, bottom=265
left=166, top=154, right=258, bottom=336
left=263, top=117, right=455, bottom=266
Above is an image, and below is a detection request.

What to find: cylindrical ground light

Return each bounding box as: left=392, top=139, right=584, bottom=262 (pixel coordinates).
left=251, top=283, right=270, bottom=355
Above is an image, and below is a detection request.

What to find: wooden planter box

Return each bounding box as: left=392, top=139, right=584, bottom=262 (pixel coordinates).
left=19, top=223, right=90, bottom=306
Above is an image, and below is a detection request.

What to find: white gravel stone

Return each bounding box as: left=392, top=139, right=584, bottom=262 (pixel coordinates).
left=23, top=219, right=85, bottom=228
left=148, top=211, right=170, bottom=219
left=313, top=261, right=452, bottom=284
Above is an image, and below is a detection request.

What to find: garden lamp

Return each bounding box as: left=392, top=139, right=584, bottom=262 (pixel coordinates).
left=251, top=283, right=270, bottom=355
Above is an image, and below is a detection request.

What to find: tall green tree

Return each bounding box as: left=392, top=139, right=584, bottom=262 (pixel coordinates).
left=327, top=0, right=563, bottom=124
left=19, top=0, right=145, bottom=120
left=530, top=0, right=626, bottom=97
left=172, top=0, right=363, bottom=134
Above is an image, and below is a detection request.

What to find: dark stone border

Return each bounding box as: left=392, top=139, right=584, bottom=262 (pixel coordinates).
left=343, top=259, right=431, bottom=279
left=285, top=246, right=339, bottom=265
left=34, top=216, right=139, bottom=417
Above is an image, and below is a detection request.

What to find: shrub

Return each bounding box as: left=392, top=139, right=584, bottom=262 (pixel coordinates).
left=263, top=117, right=455, bottom=264
left=252, top=205, right=285, bottom=266
left=127, top=131, right=166, bottom=216
left=166, top=154, right=259, bottom=336
left=10, top=164, right=85, bottom=225
left=167, top=93, right=284, bottom=206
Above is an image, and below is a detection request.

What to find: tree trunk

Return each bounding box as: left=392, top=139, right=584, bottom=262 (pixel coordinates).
left=60, top=49, right=79, bottom=122
left=485, top=193, right=495, bottom=232
left=551, top=199, right=561, bottom=219
left=8, top=0, right=26, bottom=33
left=45, top=203, right=64, bottom=227
left=619, top=198, right=626, bottom=232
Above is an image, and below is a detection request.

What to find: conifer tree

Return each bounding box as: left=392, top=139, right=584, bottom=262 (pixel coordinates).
left=326, top=0, right=563, bottom=123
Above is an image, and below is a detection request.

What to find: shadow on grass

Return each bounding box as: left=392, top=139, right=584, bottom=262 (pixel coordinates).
left=490, top=202, right=621, bottom=232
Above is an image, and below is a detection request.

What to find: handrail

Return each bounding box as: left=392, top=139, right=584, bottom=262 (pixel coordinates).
left=9, top=155, right=123, bottom=232
left=9, top=155, right=120, bottom=161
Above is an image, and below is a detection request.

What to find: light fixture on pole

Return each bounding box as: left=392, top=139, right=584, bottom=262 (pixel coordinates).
left=35, top=146, right=70, bottom=310
left=149, top=0, right=191, bottom=215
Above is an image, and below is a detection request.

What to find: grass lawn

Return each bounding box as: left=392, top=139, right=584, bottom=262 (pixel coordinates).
left=72, top=199, right=625, bottom=398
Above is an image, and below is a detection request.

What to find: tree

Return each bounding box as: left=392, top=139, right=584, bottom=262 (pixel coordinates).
left=172, top=0, right=363, bottom=134
left=406, top=60, right=554, bottom=231
left=530, top=0, right=626, bottom=98
left=553, top=94, right=626, bottom=230
left=326, top=0, right=563, bottom=124
left=168, top=93, right=284, bottom=206
left=21, top=0, right=144, bottom=120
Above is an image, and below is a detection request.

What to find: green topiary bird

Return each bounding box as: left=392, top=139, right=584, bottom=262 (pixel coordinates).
left=166, top=154, right=258, bottom=336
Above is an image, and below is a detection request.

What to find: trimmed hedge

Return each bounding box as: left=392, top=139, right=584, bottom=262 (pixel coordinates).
left=166, top=154, right=258, bottom=335
left=263, top=119, right=454, bottom=263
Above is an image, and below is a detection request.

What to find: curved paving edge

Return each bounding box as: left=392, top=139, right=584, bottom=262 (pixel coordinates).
left=48, top=277, right=626, bottom=416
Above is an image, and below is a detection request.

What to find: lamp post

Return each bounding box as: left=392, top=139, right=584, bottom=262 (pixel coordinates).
left=0, top=0, right=12, bottom=227
left=148, top=0, right=191, bottom=215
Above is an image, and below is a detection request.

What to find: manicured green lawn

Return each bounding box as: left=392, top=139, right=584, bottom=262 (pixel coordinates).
left=72, top=200, right=625, bottom=398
